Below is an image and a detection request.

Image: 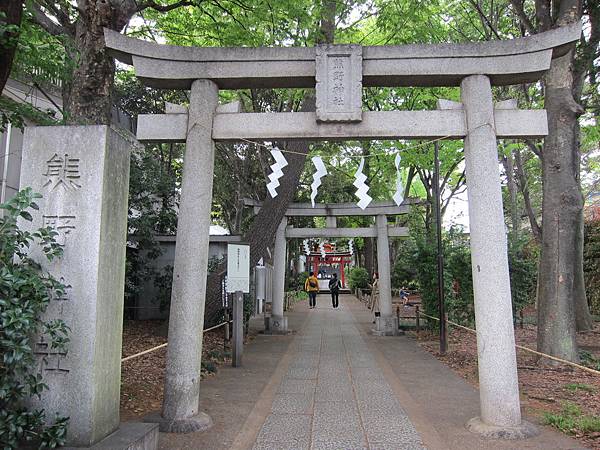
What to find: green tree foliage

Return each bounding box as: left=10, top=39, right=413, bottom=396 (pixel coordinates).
left=348, top=267, right=370, bottom=291
left=0, top=189, right=69, bottom=449
left=393, top=210, right=537, bottom=327
left=1, top=10, right=67, bottom=130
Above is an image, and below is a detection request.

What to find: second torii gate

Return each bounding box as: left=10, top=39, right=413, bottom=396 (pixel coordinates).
left=247, top=199, right=410, bottom=335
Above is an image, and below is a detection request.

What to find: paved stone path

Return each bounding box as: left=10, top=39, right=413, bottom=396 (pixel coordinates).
left=252, top=304, right=424, bottom=450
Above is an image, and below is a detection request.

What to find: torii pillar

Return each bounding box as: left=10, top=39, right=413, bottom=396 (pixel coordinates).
left=161, top=80, right=216, bottom=433
left=267, top=217, right=289, bottom=333
left=461, top=75, right=536, bottom=438
left=373, top=214, right=399, bottom=335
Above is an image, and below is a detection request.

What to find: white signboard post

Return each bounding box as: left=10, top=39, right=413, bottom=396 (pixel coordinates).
left=227, top=243, right=250, bottom=367
left=226, top=243, right=250, bottom=293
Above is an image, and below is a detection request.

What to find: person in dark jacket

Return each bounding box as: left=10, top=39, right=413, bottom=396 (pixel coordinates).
left=328, top=273, right=341, bottom=308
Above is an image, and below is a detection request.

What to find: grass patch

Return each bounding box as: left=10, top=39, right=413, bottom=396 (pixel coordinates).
left=543, top=402, right=600, bottom=434
left=201, top=360, right=217, bottom=373
left=564, top=383, right=596, bottom=393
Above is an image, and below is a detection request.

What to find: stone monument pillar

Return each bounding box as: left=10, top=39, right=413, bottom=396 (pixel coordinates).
left=161, top=80, right=217, bottom=433
left=461, top=75, right=535, bottom=438
left=268, top=217, right=288, bottom=333
left=373, top=214, right=398, bottom=335
left=19, top=125, right=134, bottom=447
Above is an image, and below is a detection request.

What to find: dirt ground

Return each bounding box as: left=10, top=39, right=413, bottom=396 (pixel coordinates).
left=120, top=320, right=234, bottom=421
left=417, top=320, right=600, bottom=450
left=120, top=312, right=600, bottom=449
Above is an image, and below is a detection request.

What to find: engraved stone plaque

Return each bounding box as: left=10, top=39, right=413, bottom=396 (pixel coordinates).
left=19, top=125, right=133, bottom=447
left=315, top=44, right=362, bottom=123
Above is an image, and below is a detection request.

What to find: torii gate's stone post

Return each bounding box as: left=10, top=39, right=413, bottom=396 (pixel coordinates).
left=268, top=217, right=288, bottom=333
left=461, top=75, right=536, bottom=437
left=373, top=214, right=398, bottom=335
left=161, top=79, right=217, bottom=433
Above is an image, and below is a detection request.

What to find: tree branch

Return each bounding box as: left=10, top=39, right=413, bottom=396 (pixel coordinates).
left=137, top=0, right=199, bottom=13
left=468, top=0, right=502, bottom=39
left=509, top=0, right=537, bottom=34
left=514, top=148, right=542, bottom=241
left=28, top=2, right=68, bottom=36
left=525, top=139, right=542, bottom=158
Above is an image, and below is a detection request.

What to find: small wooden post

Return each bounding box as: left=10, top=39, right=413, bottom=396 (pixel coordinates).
left=396, top=304, right=400, bottom=331
left=443, top=312, right=449, bottom=351
left=519, top=309, right=524, bottom=329
left=415, top=305, right=420, bottom=335
left=232, top=291, right=244, bottom=367
left=224, top=308, right=230, bottom=342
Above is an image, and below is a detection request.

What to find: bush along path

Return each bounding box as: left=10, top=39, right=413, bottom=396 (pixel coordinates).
left=0, top=189, right=70, bottom=449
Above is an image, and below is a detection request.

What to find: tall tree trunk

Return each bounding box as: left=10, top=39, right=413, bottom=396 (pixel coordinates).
left=0, top=0, right=23, bottom=94
left=245, top=97, right=316, bottom=267
left=537, top=51, right=582, bottom=362
left=65, top=1, right=134, bottom=124
left=364, top=238, right=374, bottom=276
left=502, top=152, right=520, bottom=247
left=574, top=195, right=594, bottom=330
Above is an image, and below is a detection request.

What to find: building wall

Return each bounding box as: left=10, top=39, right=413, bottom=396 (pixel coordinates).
left=132, top=235, right=240, bottom=320
left=0, top=124, right=24, bottom=203
left=1, top=77, right=132, bottom=205
left=1, top=78, right=63, bottom=205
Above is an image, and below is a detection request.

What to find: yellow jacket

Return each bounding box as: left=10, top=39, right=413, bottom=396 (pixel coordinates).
left=305, top=276, right=320, bottom=292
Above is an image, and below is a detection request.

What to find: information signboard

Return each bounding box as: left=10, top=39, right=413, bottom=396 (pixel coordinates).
left=226, top=243, right=250, bottom=293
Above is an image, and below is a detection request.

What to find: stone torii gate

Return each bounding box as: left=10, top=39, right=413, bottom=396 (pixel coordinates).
left=247, top=199, right=411, bottom=336
left=104, top=22, right=580, bottom=438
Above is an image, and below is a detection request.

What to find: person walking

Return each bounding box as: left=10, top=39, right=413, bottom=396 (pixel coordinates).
left=328, top=273, right=341, bottom=308
left=370, top=273, right=380, bottom=323
left=305, top=271, right=319, bottom=309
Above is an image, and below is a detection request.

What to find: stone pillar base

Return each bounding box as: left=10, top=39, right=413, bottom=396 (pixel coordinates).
left=65, top=422, right=158, bottom=449
left=264, top=315, right=289, bottom=334
left=146, top=411, right=213, bottom=434
left=466, top=417, right=538, bottom=440
left=372, top=316, right=400, bottom=336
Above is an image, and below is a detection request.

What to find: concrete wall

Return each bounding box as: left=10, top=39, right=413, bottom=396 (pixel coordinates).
left=132, top=235, right=239, bottom=320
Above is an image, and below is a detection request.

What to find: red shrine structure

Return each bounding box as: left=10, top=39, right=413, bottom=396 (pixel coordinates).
left=305, top=242, right=353, bottom=290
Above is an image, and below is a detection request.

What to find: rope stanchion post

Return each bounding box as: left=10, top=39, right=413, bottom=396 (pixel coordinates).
left=224, top=309, right=230, bottom=342
left=415, top=305, right=420, bottom=335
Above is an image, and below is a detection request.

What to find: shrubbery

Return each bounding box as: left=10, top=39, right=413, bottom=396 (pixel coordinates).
left=0, top=189, right=70, bottom=449
left=348, top=267, right=370, bottom=291
left=287, top=271, right=309, bottom=292
left=392, top=220, right=537, bottom=327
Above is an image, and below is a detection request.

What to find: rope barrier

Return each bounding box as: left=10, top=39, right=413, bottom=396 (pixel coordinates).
left=121, top=320, right=232, bottom=363
left=121, top=342, right=168, bottom=363
left=416, top=311, right=600, bottom=376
